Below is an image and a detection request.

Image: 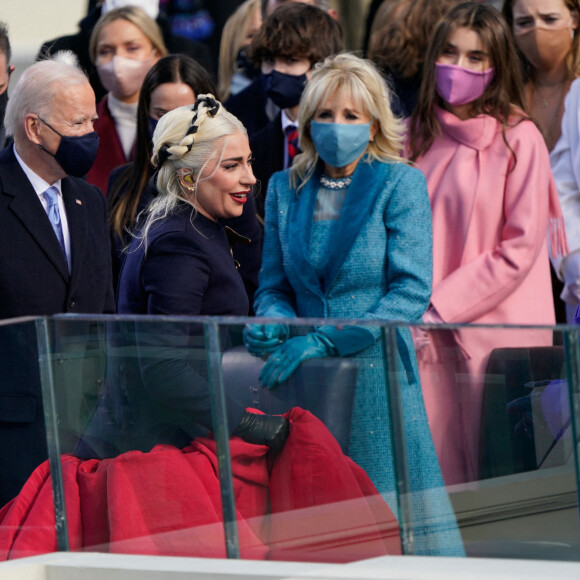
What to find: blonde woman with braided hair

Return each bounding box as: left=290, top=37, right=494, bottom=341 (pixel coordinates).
left=114, top=95, right=290, bottom=455
left=118, top=94, right=256, bottom=317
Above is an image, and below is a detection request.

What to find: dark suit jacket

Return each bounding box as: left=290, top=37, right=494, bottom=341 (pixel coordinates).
left=0, top=146, right=115, bottom=318
left=225, top=76, right=274, bottom=138
left=250, top=114, right=284, bottom=219
left=0, top=145, right=115, bottom=506
left=108, top=163, right=262, bottom=308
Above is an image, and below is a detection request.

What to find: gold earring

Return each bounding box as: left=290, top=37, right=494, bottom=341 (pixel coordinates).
left=181, top=173, right=196, bottom=192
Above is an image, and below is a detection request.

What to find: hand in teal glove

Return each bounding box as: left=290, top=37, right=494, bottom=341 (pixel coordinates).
left=243, top=323, right=289, bottom=356
left=259, top=326, right=376, bottom=389
left=259, top=333, right=336, bottom=389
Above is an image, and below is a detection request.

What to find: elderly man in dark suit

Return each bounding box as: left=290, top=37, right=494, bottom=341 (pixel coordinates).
left=0, top=57, right=114, bottom=506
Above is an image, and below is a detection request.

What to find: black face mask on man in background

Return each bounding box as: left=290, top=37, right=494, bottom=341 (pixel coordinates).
left=236, top=48, right=261, bottom=80
left=264, top=70, right=308, bottom=110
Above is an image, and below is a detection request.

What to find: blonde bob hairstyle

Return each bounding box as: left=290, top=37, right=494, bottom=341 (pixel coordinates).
left=136, top=95, right=247, bottom=246
left=89, top=5, right=168, bottom=64
left=292, top=53, right=406, bottom=190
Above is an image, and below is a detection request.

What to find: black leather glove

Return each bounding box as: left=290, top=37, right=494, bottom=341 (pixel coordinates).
left=233, top=411, right=289, bottom=453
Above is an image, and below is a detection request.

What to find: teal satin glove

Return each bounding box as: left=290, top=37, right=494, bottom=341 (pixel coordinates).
left=259, top=326, right=376, bottom=389
left=317, top=325, right=376, bottom=356
left=259, top=333, right=337, bottom=389
left=243, top=323, right=289, bottom=356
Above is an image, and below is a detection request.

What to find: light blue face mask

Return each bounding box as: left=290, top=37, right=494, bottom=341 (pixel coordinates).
left=310, top=121, right=371, bottom=168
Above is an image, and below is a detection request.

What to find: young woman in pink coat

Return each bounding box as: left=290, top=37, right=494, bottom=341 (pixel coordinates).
left=407, top=2, right=568, bottom=485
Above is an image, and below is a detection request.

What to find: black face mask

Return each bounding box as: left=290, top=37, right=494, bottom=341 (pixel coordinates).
left=264, top=70, right=308, bottom=110
left=148, top=116, right=159, bottom=140
left=236, top=48, right=260, bottom=80
left=0, top=91, right=7, bottom=128
left=39, top=118, right=100, bottom=178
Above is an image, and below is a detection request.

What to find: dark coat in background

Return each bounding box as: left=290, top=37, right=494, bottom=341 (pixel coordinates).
left=250, top=113, right=284, bottom=220
left=225, top=76, right=276, bottom=138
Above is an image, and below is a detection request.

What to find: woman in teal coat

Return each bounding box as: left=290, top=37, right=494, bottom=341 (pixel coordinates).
left=244, top=53, right=464, bottom=556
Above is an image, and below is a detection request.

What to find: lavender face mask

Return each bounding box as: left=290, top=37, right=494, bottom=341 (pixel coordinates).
left=435, top=63, right=494, bottom=106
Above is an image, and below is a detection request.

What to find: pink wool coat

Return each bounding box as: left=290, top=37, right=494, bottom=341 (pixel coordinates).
left=414, top=106, right=566, bottom=484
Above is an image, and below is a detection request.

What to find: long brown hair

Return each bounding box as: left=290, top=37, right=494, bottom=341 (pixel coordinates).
left=409, top=2, right=528, bottom=162
left=369, top=0, right=463, bottom=79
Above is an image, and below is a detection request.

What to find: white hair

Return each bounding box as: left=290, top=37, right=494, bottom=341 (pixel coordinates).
left=4, top=58, right=88, bottom=140
left=51, top=49, right=80, bottom=68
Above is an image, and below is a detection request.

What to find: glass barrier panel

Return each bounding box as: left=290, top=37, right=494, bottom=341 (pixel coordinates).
left=2, top=315, right=245, bottom=559
left=221, top=319, right=406, bottom=562
left=2, top=315, right=579, bottom=564
left=408, top=322, right=580, bottom=561
left=0, top=317, right=54, bottom=560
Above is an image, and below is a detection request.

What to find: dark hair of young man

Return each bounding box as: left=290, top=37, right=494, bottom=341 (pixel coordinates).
left=251, top=2, right=343, bottom=66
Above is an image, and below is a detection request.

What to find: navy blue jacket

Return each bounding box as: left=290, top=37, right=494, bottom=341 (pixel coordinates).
left=108, top=164, right=262, bottom=309
left=93, top=205, right=249, bottom=456
left=118, top=203, right=249, bottom=317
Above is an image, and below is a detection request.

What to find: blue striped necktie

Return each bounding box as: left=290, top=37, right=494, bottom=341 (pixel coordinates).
left=43, top=186, right=69, bottom=269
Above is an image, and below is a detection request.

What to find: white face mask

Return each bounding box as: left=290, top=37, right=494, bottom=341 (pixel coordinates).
left=101, top=0, right=159, bottom=20
left=97, top=53, right=155, bottom=100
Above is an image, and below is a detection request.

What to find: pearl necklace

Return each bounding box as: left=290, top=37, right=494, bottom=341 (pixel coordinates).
left=320, top=174, right=353, bottom=190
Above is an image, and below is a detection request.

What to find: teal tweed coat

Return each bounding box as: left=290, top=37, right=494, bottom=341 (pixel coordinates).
left=254, top=158, right=464, bottom=556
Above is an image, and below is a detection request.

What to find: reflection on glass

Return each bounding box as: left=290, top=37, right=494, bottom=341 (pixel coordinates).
left=416, top=325, right=556, bottom=486
left=0, top=317, right=578, bottom=563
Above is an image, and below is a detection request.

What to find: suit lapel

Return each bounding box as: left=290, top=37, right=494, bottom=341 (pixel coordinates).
left=288, top=167, right=324, bottom=296
left=1, top=148, right=70, bottom=281
left=62, top=178, right=88, bottom=288
left=324, top=159, right=387, bottom=290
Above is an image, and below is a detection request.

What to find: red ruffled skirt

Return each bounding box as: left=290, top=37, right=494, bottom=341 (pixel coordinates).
left=0, top=408, right=401, bottom=561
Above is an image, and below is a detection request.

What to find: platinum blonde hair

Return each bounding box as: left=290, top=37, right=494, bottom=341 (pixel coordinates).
left=4, top=57, right=88, bottom=140
left=137, top=95, right=246, bottom=245
left=292, top=53, right=407, bottom=190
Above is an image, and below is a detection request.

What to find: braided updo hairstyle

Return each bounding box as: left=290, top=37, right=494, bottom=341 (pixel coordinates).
left=138, top=94, right=247, bottom=245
